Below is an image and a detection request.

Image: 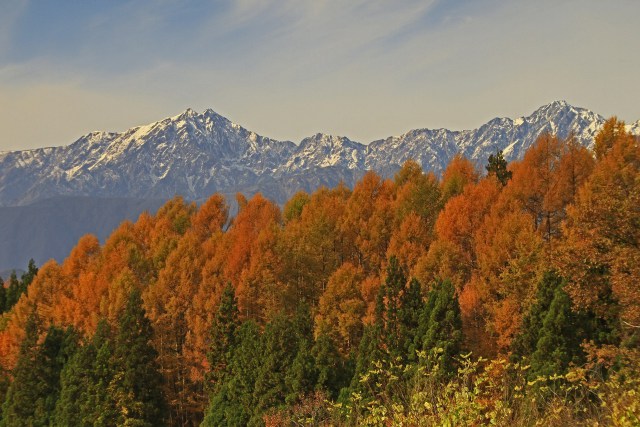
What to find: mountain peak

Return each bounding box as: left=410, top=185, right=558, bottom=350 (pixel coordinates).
left=0, top=101, right=637, bottom=209
left=526, top=100, right=598, bottom=124
left=175, top=108, right=199, bottom=120
left=550, top=99, right=569, bottom=107
left=302, top=133, right=346, bottom=145
left=535, top=100, right=572, bottom=113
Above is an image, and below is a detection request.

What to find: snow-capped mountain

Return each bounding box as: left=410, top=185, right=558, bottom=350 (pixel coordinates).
left=283, top=133, right=365, bottom=172
left=0, top=100, right=637, bottom=208
left=1, top=100, right=639, bottom=271
left=627, top=119, right=640, bottom=136
left=366, top=100, right=608, bottom=177
left=0, top=108, right=295, bottom=206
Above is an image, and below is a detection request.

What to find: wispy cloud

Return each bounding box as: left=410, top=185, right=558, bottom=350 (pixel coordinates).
left=1, top=0, right=639, bottom=150
left=0, top=0, right=28, bottom=57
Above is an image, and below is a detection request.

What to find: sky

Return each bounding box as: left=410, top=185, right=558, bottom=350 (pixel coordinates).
left=1, top=0, right=639, bottom=151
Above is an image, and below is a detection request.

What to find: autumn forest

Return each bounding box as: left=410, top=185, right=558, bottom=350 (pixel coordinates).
left=0, top=118, right=638, bottom=426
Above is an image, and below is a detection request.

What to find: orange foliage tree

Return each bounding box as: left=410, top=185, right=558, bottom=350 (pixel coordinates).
left=557, top=119, right=640, bottom=332
left=314, top=262, right=366, bottom=356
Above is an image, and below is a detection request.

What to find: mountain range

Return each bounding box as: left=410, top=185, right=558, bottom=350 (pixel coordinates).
left=0, top=100, right=638, bottom=271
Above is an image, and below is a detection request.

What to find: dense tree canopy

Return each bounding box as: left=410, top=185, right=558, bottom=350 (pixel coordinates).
left=0, top=121, right=638, bottom=425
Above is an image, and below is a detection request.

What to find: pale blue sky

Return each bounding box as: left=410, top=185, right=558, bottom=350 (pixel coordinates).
left=1, top=0, right=639, bottom=151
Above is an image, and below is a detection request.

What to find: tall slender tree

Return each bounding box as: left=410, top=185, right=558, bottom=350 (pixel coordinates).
left=111, top=288, right=166, bottom=426
left=2, top=316, right=75, bottom=427
left=202, top=321, right=262, bottom=426
left=252, top=314, right=300, bottom=423
left=0, top=278, right=5, bottom=314
left=83, top=319, right=118, bottom=427
left=207, top=283, right=240, bottom=391
left=53, top=335, right=96, bottom=427
left=486, top=149, right=512, bottom=186
left=414, top=279, right=462, bottom=376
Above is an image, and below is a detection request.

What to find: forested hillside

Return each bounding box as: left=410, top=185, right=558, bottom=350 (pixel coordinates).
left=0, top=118, right=638, bottom=426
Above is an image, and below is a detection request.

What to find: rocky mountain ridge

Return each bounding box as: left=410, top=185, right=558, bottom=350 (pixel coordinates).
left=0, top=100, right=638, bottom=207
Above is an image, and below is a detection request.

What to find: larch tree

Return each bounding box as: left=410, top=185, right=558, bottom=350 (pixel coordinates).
left=390, top=161, right=442, bottom=273
left=440, top=153, right=479, bottom=203
left=314, top=262, right=366, bottom=357
left=557, top=118, right=640, bottom=337
left=340, top=171, right=395, bottom=275
left=473, top=195, right=544, bottom=350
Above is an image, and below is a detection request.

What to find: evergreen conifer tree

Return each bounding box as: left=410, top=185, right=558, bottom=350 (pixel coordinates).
left=251, top=314, right=299, bottom=424
left=285, top=338, right=316, bottom=405
left=0, top=278, right=6, bottom=314
left=207, top=283, right=240, bottom=392
left=20, top=260, right=38, bottom=291
left=5, top=272, right=20, bottom=311
left=312, top=333, right=348, bottom=399
left=2, top=316, right=76, bottom=426
left=513, top=271, right=615, bottom=379
left=1, top=313, right=40, bottom=426
left=486, top=149, right=512, bottom=186
left=414, top=279, right=462, bottom=376
left=202, top=320, right=262, bottom=427
left=530, top=286, right=583, bottom=377
left=284, top=304, right=317, bottom=404
left=83, top=319, right=118, bottom=427
left=53, top=336, right=96, bottom=427
left=111, top=288, right=166, bottom=426
left=349, top=287, right=386, bottom=398
left=398, top=278, right=423, bottom=360
left=512, top=271, right=563, bottom=358
left=383, top=257, right=406, bottom=357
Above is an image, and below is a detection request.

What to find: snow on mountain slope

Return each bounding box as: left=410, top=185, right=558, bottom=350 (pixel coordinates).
left=282, top=133, right=365, bottom=173
left=0, top=101, right=637, bottom=207
left=0, top=109, right=295, bottom=206
left=366, top=100, right=609, bottom=177
left=627, top=119, right=640, bottom=135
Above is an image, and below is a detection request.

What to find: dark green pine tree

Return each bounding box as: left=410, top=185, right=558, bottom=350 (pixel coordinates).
left=251, top=314, right=299, bottom=425
left=1, top=313, right=40, bottom=427
left=349, top=286, right=387, bottom=398
left=285, top=338, right=316, bottom=405
left=207, top=283, right=240, bottom=393
left=1, top=315, right=76, bottom=427
left=284, top=304, right=317, bottom=405
left=383, top=256, right=406, bottom=358
left=486, top=149, right=512, bottom=186
left=5, top=272, right=20, bottom=311
left=0, top=364, right=8, bottom=424
left=0, top=277, right=5, bottom=314
left=513, top=271, right=615, bottom=379
left=33, top=326, right=77, bottom=425
left=203, top=320, right=263, bottom=427
left=398, top=278, right=423, bottom=361
left=20, top=260, right=38, bottom=292
left=529, top=286, right=583, bottom=378
left=413, top=279, right=462, bottom=376
left=512, top=271, right=563, bottom=358
left=312, top=333, right=349, bottom=400
left=82, top=318, right=118, bottom=427
left=53, top=335, right=98, bottom=427
left=529, top=284, right=618, bottom=379
left=110, top=288, right=166, bottom=426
